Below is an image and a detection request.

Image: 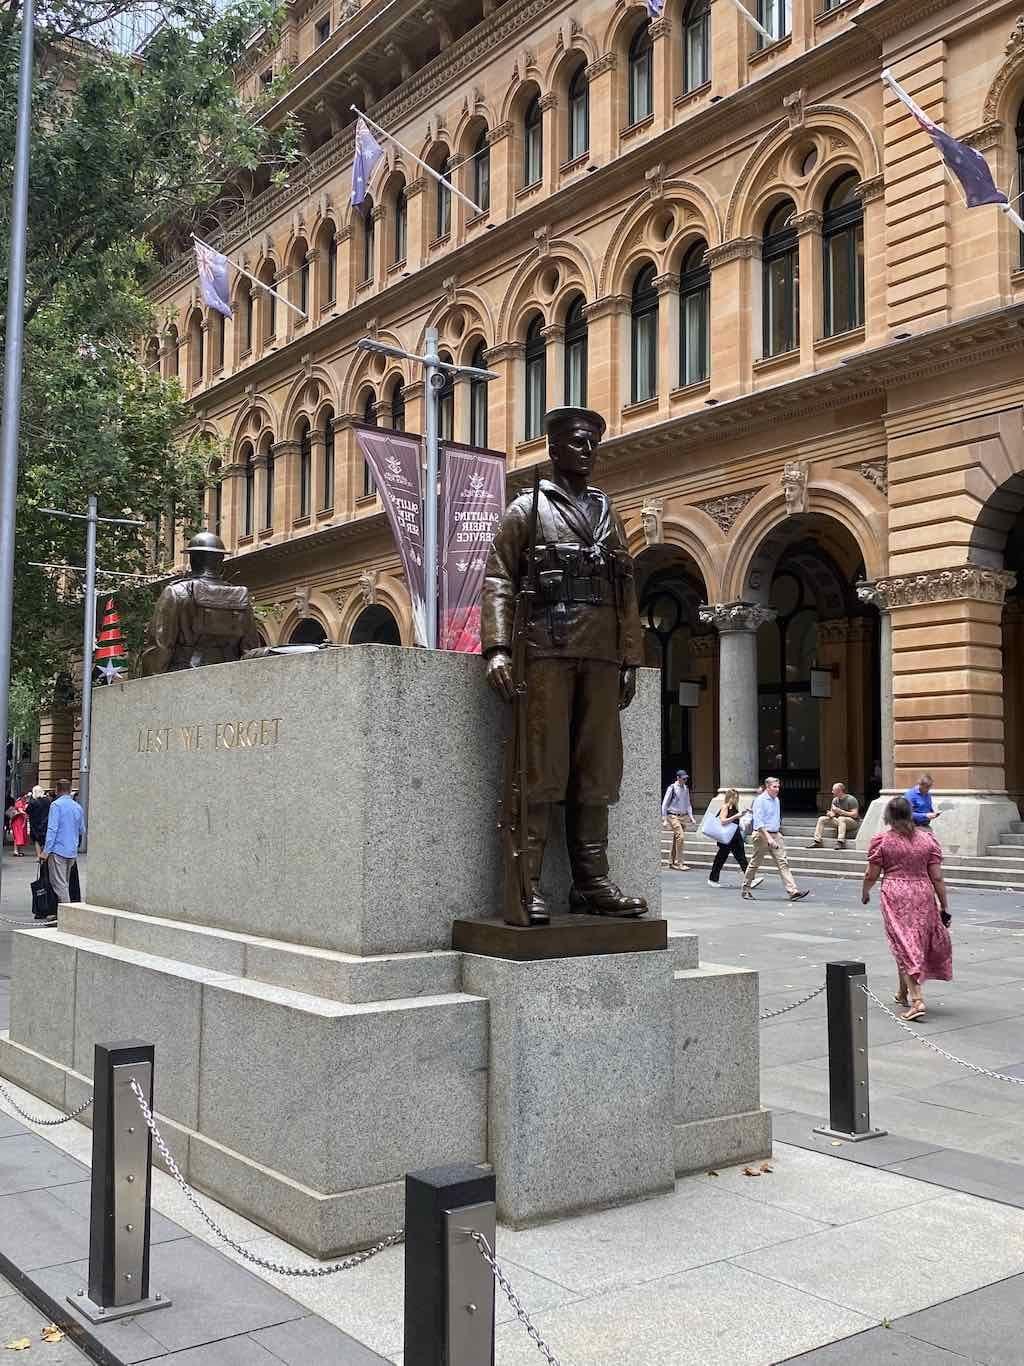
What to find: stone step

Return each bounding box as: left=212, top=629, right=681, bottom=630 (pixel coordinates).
left=994, top=833, right=1024, bottom=846
left=985, top=846, right=1024, bottom=860
left=662, top=849, right=1024, bottom=890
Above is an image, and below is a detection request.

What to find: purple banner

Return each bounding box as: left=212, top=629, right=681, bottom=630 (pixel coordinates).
left=354, top=426, right=428, bottom=645
left=439, top=442, right=507, bottom=653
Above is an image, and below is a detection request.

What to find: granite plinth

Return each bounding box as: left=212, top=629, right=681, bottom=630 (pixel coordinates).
left=452, top=914, right=668, bottom=960
left=86, top=646, right=660, bottom=955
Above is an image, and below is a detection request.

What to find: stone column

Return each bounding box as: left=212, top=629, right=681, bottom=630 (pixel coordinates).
left=688, top=632, right=718, bottom=806
left=272, top=439, right=299, bottom=531
left=405, top=177, right=426, bottom=269
left=705, top=239, right=757, bottom=399
left=540, top=92, right=558, bottom=193
left=649, top=16, right=674, bottom=133
left=308, top=428, right=326, bottom=518
left=486, top=121, right=510, bottom=225
left=699, top=602, right=775, bottom=795
left=857, top=582, right=894, bottom=790
left=583, top=55, right=616, bottom=166
left=794, top=211, right=822, bottom=367
left=331, top=414, right=356, bottom=520
left=541, top=324, right=565, bottom=411
left=453, top=374, right=472, bottom=444
left=485, top=342, right=522, bottom=456
left=1003, top=598, right=1024, bottom=811
left=583, top=296, right=627, bottom=428
left=855, top=176, right=886, bottom=344
left=402, top=379, right=425, bottom=441
left=654, top=273, right=679, bottom=411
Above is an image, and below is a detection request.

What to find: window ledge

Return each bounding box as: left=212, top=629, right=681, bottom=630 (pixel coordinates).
left=239, top=348, right=252, bottom=360
left=515, top=436, right=547, bottom=455
left=258, top=527, right=274, bottom=540
left=1011, top=267, right=1024, bottom=289
left=516, top=181, right=543, bottom=202
left=814, top=324, right=865, bottom=354
left=292, top=514, right=312, bottom=529
left=621, top=395, right=659, bottom=417
left=467, top=209, right=491, bottom=229
left=748, top=33, right=792, bottom=65
left=429, top=233, right=452, bottom=251
left=321, top=298, right=336, bottom=313
left=355, top=494, right=378, bottom=507
left=559, top=152, right=590, bottom=178
left=387, top=259, right=407, bottom=276
left=673, top=81, right=711, bottom=111
left=237, top=534, right=254, bottom=548
left=355, top=279, right=374, bottom=295
left=619, top=113, right=655, bottom=143
left=754, top=347, right=799, bottom=373
left=815, top=0, right=862, bottom=26
left=316, top=506, right=335, bottom=521
left=669, top=378, right=711, bottom=401
left=212, top=365, right=224, bottom=379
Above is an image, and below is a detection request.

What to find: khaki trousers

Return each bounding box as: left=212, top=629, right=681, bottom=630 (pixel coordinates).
left=814, top=815, right=858, bottom=843
left=48, top=854, right=75, bottom=906
left=667, top=814, right=688, bottom=866
left=742, top=831, right=798, bottom=895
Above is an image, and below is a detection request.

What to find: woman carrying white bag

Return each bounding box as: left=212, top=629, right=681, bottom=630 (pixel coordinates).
left=702, top=788, right=762, bottom=888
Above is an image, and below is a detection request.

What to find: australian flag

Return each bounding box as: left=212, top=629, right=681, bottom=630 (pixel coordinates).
left=645, top=0, right=664, bottom=15
left=193, top=238, right=233, bottom=319
left=885, top=70, right=1007, bottom=210
left=351, top=117, right=384, bottom=207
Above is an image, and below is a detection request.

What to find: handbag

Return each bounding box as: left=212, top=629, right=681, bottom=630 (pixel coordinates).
left=700, top=800, right=732, bottom=846
left=30, top=861, right=57, bottom=920
left=739, top=811, right=753, bottom=837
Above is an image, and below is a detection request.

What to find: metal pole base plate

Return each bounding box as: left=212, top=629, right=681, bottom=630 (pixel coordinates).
left=812, top=1125, right=888, bottom=1143
left=68, top=1291, right=172, bottom=1324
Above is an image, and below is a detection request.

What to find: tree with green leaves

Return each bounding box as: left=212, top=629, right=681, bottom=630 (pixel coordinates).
left=0, top=0, right=297, bottom=711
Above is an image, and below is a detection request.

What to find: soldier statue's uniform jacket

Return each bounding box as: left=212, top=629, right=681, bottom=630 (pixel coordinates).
left=482, top=480, right=642, bottom=805
left=141, top=578, right=262, bottom=675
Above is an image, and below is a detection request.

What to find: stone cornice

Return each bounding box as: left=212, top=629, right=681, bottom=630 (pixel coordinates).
left=848, top=0, right=961, bottom=41
left=585, top=53, right=615, bottom=79
left=654, top=272, right=679, bottom=295
left=872, top=568, right=1017, bottom=610
left=706, top=238, right=758, bottom=268
left=485, top=342, right=523, bottom=362
left=854, top=173, right=885, bottom=204
left=699, top=601, right=777, bottom=633
left=793, top=210, right=823, bottom=236
left=583, top=294, right=627, bottom=321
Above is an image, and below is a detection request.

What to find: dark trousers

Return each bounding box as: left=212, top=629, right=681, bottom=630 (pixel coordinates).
left=709, top=827, right=748, bottom=882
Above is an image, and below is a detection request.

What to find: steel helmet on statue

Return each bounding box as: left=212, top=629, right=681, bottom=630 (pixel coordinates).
left=186, top=530, right=228, bottom=557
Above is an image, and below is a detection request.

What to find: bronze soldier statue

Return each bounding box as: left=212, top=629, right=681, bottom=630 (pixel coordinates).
left=482, top=407, right=648, bottom=926
left=141, top=531, right=262, bottom=675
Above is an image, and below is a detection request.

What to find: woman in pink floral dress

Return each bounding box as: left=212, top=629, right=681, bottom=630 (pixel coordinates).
left=861, top=796, right=952, bottom=1021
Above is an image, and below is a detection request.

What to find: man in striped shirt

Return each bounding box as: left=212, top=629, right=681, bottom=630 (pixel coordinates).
left=661, top=770, right=695, bottom=871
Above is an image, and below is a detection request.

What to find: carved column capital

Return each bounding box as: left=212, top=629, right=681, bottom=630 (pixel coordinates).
left=705, top=237, right=758, bottom=268
left=699, top=601, right=777, bottom=633
left=792, top=210, right=823, bottom=236
left=869, top=568, right=1017, bottom=609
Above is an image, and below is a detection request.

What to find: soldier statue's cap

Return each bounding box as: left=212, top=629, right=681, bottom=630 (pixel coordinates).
left=187, top=530, right=228, bottom=557
left=544, top=407, right=607, bottom=437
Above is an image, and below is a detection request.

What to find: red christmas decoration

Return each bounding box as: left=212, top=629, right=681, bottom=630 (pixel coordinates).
left=94, top=598, right=128, bottom=682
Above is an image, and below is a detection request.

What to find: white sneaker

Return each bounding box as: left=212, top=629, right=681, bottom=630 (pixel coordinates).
left=707, top=878, right=720, bottom=887
left=751, top=876, right=765, bottom=890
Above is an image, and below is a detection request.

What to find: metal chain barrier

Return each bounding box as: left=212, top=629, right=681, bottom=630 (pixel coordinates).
left=759, top=983, right=826, bottom=1023
left=0, top=913, right=54, bottom=927
left=0, top=1076, right=93, bottom=1126
left=468, top=1230, right=562, bottom=1366
left=860, top=984, right=1024, bottom=1086
left=128, top=1079, right=404, bottom=1275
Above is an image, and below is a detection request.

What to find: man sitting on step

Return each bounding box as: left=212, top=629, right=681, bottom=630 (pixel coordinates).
left=810, top=783, right=860, bottom=850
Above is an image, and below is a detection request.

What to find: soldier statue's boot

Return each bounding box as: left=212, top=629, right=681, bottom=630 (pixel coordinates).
left=525, top=803, right=551, bottom=926
left=566, top=802, right=648, bottom=918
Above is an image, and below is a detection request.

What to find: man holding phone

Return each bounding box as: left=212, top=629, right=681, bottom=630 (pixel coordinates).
left=905, top=773, right=941, bottom=827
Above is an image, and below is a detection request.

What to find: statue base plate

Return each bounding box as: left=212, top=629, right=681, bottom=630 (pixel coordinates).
left=452, top=914, right=667, bottom=960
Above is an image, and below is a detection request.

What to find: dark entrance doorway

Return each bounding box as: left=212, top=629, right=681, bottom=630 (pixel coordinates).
left=350, top=604, right=401, bottom=645
left=289, top=618, right=328, bottom=645
left=637, top=554, right=708, bottom=791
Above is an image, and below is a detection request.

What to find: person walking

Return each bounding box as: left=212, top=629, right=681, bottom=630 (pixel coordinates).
left=741, top=776, right=810, bottom=902
left=861, top=795, right=951, bottom=1021
left=9, top=796, right=29, bottom=856
left=41, top=779, right=84, bottom=908
left=810, top=783, right=860, bottom=849
left=661, top=770, right=695, bottom=871
left=27, top=785, right=51, bottom=859
left=707, top=788, right=762, bottom=888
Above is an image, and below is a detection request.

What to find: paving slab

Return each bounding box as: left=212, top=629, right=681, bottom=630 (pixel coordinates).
left=891, top=1273, right=1024, bottom=1365
left=780, top=1327, right=972, bottom=1363
left=0, top=1188, right=92, bottom=1270
left=0, top=1132, right=88, bottom=1196
left=151, top=1339, right=284, bottom=1365
left=769, top=1111, right=943, bottom=1168
left=251, top=1315, right=392, bottom=1364
left=0, top=1290, right=88, bottom=1363
left=888, top=1149, right=1024, bottom=1209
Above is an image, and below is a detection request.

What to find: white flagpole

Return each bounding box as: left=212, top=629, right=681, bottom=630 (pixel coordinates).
left=999, top=201, right=1024, bottom=235
left=192, top=236, right=307, bottom=320
left=352, top=107, right=485, bottom=216
left=724, top=0, right=774, bottom=44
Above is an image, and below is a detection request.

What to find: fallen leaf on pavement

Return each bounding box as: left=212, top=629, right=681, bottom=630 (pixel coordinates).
left=40, top=1328, right=63, bottom=1344
left=742, top=1167, right=760, bottom=1177
left=4, top=1339, right=31, bottom=1351
left=706, top=1170, right=718, bottom=1177
left=759, top=1163, right=773, bottom=1173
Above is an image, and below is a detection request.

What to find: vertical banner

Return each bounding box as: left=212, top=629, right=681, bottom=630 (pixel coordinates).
left=354, top=426, right=428, bottom=645
left=439, top=442, right=507, bottom=653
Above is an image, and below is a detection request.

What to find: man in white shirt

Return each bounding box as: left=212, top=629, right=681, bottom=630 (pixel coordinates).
left=741, top=776, right=810, bottom=902
left=661, top=769, right=694, bottom=871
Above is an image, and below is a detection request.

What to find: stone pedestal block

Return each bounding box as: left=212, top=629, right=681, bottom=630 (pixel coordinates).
left=87, top=646, right=660, bottom=955
left=462, top=950, right=676, bottom=1226
left=856, top=791, right=1019, bottom=856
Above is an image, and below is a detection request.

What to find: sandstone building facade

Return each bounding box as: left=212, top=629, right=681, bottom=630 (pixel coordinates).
left=97, top=0, right=1024, bottom=845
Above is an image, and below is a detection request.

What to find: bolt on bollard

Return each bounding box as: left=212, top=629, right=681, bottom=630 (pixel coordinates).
left=813, top=962, right=887, bottom=1143
left=404, top=1163, right=496, bottom=1366
left=70, top=1041, right=171, bottom=1323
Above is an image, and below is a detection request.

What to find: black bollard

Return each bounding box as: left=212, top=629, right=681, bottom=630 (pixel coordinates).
left=70, top=1041, right=171, bottom=1323
left=813, top=962, right=887, bottom=1143
left=404, top=1163, right=497, bottom=1366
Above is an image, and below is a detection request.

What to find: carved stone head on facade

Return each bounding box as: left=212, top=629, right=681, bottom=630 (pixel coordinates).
left=782, top=461, right=809, bottom=517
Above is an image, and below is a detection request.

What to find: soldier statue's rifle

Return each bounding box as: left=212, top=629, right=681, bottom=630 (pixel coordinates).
left=500, top=466, right=542, bottom=926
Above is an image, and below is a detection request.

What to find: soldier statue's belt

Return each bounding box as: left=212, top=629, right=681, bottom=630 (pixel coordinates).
left=535, top=575, right=616, bottom=607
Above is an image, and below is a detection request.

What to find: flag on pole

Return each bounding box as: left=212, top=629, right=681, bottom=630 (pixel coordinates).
left=193, top=238, right=234, bottom=318
left=94, top=598, right=128, bottom=684
left=882, top=69, right=1007, bottom=209
left=725, top=0, right=774, bottom=44
left=351, top=117, right=385, bottom=207
left=645, top=0, right=664, bottom=17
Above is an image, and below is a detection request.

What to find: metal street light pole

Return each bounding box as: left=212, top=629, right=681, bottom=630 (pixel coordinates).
left=0, top=0, right=35, bottom=903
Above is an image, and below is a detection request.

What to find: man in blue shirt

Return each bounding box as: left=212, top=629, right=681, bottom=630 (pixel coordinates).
left=905, top=773, right=940, bottom=828
left=741, top=776, right=810, bottom=902
left=41, top=778, right=84, bottom=908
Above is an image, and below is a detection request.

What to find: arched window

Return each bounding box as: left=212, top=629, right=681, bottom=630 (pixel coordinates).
left=259, top=262, right=277, bottom=341
left=189, top=313, right=204, bottom=389
left=323, top=223, right=338, bottom=304
left=242, top=442, right=255, bottom=537
left=145, top=336, right=160, bottom=370
left=297, top=419, right=312, bottom=519
left=361, top=198, right=375, bottom=282
left=322, top=408, right=335, bottom=511
left=523, top=95, right=543, bottom=187
left=757, top=0, right=791, bottom=45
left=391, top=379, right=406, bottom=432
left=362, top=390, right=377, bottom=497
left=469, top=342, right=488, bottom=447
left=393, top=180, right=408, bottom=263
left=763, top=200, right=799, bottom=357
left=524, top=315, right=546, bottom=440
left=628, top=22, right=653, bottom=126
left=564, top=294, right=588, bottom=407
left=213, top=314, right=225, bottom=373
left=683, top=0, right=710, bottom=93
left=438, top=350, right=455, bottom=441
left=1017, top=103, right=1024, bottom=267
left=473, top=129, right=490, bottom=213
left=165, top=326, right=179, bottom=378
left=295, top=243, right=310, bottom=317
left=263, top=441, right=275, bottom=529
left=567, top=61, right=589, bottom=161
left=436, top=151, right=452, bottom=239
left=679, top=239, right=710, bottom=386
left=822, top=173, right=864, bottom=338
left=631, top=264, right=658, bottom=402
left=237, top=282, right=253, bottom=355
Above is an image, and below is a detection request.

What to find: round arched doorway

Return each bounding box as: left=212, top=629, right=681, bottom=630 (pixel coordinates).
left=350, top=604, right=401, bottom=645
left=289, top=618, right=328, bottom=645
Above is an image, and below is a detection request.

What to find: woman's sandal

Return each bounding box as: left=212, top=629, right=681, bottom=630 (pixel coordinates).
left=901, top=1000, right=926, bottom=1022
left=893, top=992, right=909, bottom=1007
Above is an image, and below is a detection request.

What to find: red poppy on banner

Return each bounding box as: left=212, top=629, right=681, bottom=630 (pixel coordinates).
left=438, top=442, right=506, bottom=653
left=94, top=598, right=128, bottom=683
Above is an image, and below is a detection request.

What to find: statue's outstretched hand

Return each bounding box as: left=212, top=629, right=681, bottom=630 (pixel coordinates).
left=486, top=651, right=516, bottom=702
left=619, top=666, right=637, bottom=710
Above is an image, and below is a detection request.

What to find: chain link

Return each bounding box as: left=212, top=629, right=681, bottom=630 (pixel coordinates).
left=0, top=913, right=54, bottom=928
left=0, top=1076, right=93, bottom=1126
left=759, top=983, right=826, bottom=1023
left=128, top=1079, right=403, bottom=1275
left=468, top=1230, right=562, bottom=1366
left=860, top=984, right=1024, bottom=1085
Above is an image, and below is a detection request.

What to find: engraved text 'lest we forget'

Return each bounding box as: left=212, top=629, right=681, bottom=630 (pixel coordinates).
left=136, top=719, right=282, bottom=754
